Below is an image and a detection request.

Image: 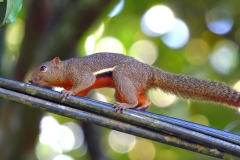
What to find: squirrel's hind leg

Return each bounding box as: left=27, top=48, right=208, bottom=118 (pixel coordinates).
left=135, top=95, right=151, bottom=111
left=112, top=64, right=152, bottom=113
left=114, top=91, right=150, bottom=111
left=113, top=79, right=138, bottom=113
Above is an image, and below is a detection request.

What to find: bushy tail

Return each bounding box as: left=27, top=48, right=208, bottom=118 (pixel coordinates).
left=151, top=68, right=240, bottom=108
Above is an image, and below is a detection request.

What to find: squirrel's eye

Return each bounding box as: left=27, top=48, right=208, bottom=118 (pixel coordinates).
left=40, top=66, right=47, bottom=72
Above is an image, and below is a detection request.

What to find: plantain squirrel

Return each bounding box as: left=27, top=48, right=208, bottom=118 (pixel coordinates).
left=28, top=52, right=240, bottom=113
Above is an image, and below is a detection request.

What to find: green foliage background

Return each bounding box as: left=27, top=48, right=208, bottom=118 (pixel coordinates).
left=0, top=0, right=239, bottom=160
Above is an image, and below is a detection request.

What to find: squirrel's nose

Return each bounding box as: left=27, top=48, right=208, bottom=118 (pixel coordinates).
left=28, top=79, right=33, bottom=84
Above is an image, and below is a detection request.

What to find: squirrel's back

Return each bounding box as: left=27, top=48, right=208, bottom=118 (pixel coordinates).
left=66, top=52, right=137, bottom=71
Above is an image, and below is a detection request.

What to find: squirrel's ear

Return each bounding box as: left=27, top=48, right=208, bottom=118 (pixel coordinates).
left=52, top=57, right=61, bottom=66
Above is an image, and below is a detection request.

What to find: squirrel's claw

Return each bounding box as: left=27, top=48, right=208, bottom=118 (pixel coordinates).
left=114, top=102, right=133, bottom=114
left=113, top=102, right=124, bottom=113
left=60, top=90, right=73, bottom=101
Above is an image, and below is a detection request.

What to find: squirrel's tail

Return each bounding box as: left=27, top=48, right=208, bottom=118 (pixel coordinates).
left=151, top=67, right=240, bottom=108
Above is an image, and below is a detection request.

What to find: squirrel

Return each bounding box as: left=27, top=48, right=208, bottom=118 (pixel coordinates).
left=28, top=52, right=240, bottom=113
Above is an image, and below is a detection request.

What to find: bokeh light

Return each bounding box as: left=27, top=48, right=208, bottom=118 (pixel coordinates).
left=53, top=154, right=74, bottom=160
left=64, top=122, right=85, bottom=149
left=206, top=7, right=234, bottom=35
left=141, top=5, right=175, bottom=37
left=233, top=80, right=240, bottom=92
left=161, top=18, right=189, bottom=49
left=108, top=0, right=124, bottom=18
left=209, top=40, right=238, bottom=75
left=85, top=35, right=95, bottom=55
left=39, top=116, right=62, bottom=152
left=2, top=1, right=240, bottom=159
left=224, top=120, right=240, bottom=134
left=95, top=37, right=125, bottom=53
left=94, top=22, right=105, bottom=39
left=129, top=39, right=158, bottom=65
left=37, top=116, right=86, bottom=159
left=187, top=114, right=209, bottom=126
left=85, top=23, right=105, bottom=55
left=128, top=139, right=156, bottom=160
left=108, top=130, right=136, bottom=153
left=57, top=125, right=75, bottom=152
left=92, top=92, right=109, bottom=103
left=184, top=39, right=211, bottom=65
left=36, top=143, right=59, bottom=160
left=5, top=19, right=24, bottom=50
left=149, top=89, right=176, bottom=108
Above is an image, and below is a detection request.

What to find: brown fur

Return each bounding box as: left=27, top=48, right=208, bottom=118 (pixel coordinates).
left=28, top=52, right=240, bottom=113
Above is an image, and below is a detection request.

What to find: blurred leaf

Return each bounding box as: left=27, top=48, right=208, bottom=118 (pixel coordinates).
left=0, top=0, right=22, bottom=25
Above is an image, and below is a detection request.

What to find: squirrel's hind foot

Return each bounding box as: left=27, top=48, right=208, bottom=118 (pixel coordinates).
left=135, top=105, right=149, bottom=111
left=114, top=102, right=136, bottom=114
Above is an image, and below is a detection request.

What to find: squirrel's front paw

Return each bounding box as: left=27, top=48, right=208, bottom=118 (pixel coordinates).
left=113, top=102, right=134, bottom=114
left=60, top=90, right=74, bottom=101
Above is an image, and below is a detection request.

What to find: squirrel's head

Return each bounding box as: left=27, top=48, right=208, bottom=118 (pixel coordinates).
left=28, top=57, right=64, bottom=87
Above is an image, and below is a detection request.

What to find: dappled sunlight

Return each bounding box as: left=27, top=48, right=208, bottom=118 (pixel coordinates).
left=64, top=122, right=85, bottom=149
left=108, top=130, right=136, bottom=153
left=36, top=116, right=86, bottom=159
left=141, top=5, right=175, bottom=37
left=85, top=35, right=95, bottom=55
left=95, top=36, right=125, bottom=53
left=129, top=39, right=158, bottom=65
left=41, top=3, right=240, bottom=158
left=206, top=7, right=234, bottom=35
left=149, top=89, right=176, bottom=108
left=209, top=40, right=238, bottom=75
left=36, top=143, right=59, bottom=160
left=3, top=1, right=240, bottom=159
left=92, top=92, right=109, bottom=103
left=56, top=125, right=75, bottom=152
left=85, top=23, right=105, bottom=55
left=94, top=88, right=116, bottom=103
left=53, top=154, right=74, bottom=160
left=233, top=80, right=240, bottom=92
left=53, top=87, right=64, bottom=92
left=39, top=116, right=62, bottom=152
left=141, top=5, right=189, bottom=49
left=161, top=18, right=189, bottom=49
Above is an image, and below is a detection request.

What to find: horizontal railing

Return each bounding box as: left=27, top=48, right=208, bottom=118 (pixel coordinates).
left=0, top=77, right=239, bottom=159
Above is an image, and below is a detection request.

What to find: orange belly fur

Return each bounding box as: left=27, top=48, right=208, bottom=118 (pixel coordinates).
left=76, top=76, right=115, bottom=96
left=53, top=76, right=114, bottom=96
